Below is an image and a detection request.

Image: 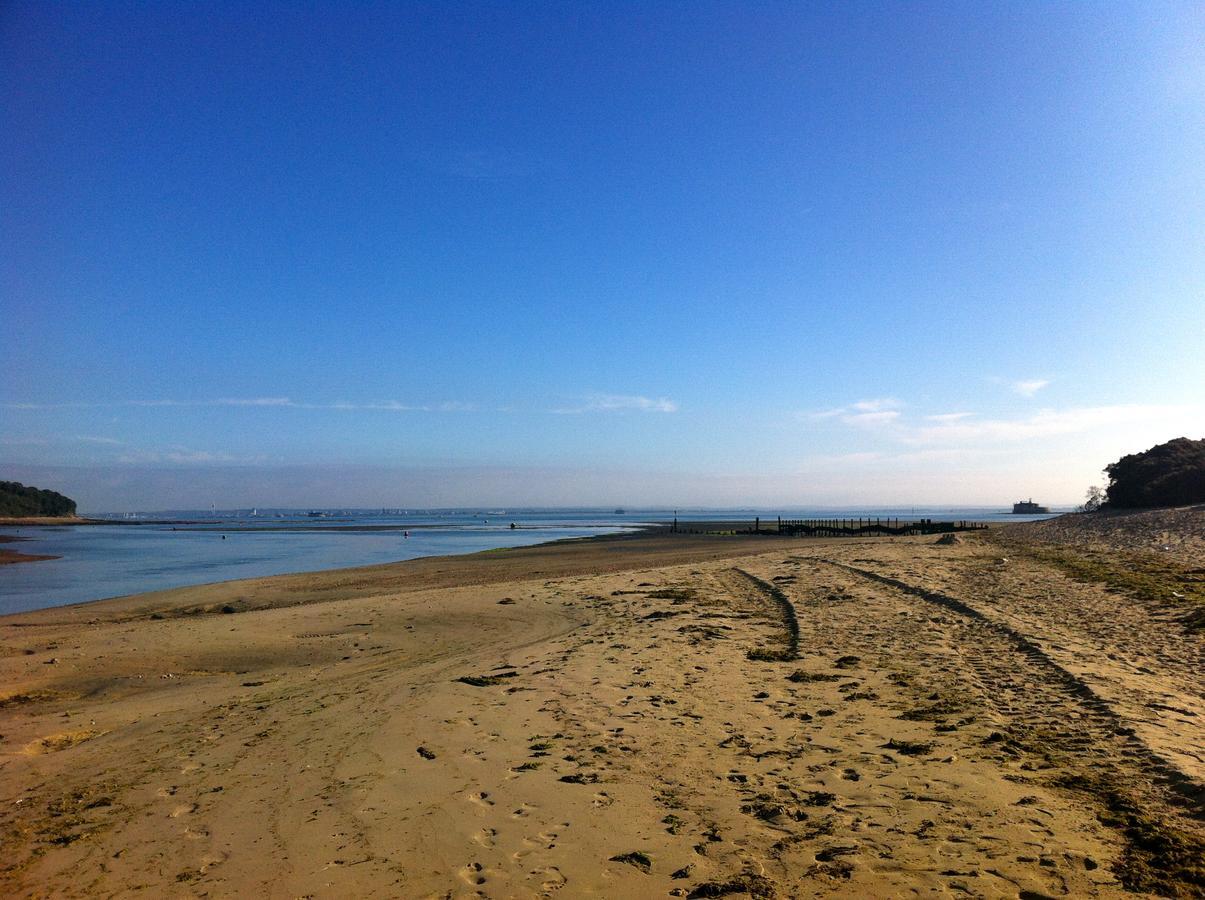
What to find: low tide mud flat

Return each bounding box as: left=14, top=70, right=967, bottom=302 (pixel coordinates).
left=1, top=521, right=1201, bottom=897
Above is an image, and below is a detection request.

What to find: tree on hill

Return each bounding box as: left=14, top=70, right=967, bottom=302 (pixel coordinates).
left=1078, top=485, right=1105, bottom=512
left=0, top=481, right=78, bottom=517
left=1103, top=437, right=1205, bottom=509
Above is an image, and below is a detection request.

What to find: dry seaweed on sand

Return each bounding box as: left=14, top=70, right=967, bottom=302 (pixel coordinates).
left=687, top=872, right=777, bottom=898
left=455, top=672, right=518, bottom=687
left=609, top=851, right=652, bottom=872
left=747, top=647, right=796, bottom=662
left=884, top=738, right=934, bottom=756
left=786, top=669, right=841, bottom=683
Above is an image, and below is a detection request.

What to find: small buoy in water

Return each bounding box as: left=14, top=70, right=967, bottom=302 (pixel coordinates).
left=404, top=530, right=409, bottom=538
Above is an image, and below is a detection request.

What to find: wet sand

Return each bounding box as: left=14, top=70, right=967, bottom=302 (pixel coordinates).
left=0, top=536, right=59, bottom=566
left=1, top=527, right=1201, bottom=897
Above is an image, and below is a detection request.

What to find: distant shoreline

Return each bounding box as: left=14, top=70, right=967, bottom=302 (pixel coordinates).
left=0, top=516, right=110, bottom=527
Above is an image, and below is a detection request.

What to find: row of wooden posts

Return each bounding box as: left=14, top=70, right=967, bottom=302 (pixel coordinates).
left=755, top=516, right=988, bottom=537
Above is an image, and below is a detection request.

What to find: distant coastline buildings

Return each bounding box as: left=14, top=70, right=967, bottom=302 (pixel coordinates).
left=1012, top=498, right=1050, bottom=514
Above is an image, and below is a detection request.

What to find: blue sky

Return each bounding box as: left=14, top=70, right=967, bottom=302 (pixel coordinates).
left=2, top=1, right=1202, bottom=510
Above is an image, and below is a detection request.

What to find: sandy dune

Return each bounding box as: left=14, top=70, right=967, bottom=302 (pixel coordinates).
left=1, top=530, right=1201, bottom=897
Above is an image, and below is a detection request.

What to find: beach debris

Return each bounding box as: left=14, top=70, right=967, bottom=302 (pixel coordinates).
left=416, top=746, right=436, bottom=760
left=899, top=697, right=965, bottom=721
left=609, top=851, right=652, bottom=873
left=833, top=655, right=860, bottom=669
left=884, top=738, right=935, bottom=756
left=741, top=792, right=809, bottom=822
left=0, top=690, right=74, bottom=709
left=686, top=873, right=777, bottom=898
left=787, top=670, right=841, bottom=683
left=843, top=691, right=878, bottom=702
left=747, top=647, right=795, bottom=662
left=934, top=533, right=963, bottom=545
left=815, top=845, right=858, bottom=862
left=642, top=610, right=685, bottom=621
left=558, top=772, right=600, bottom=784
left=455, top=672, right=518, bottom=687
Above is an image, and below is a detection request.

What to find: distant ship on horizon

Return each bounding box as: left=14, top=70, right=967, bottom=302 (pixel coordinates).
left=1012, top=498, right=1050, bottom=514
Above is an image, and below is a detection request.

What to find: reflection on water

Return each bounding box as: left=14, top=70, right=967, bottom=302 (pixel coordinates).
left=0, top=518, right=630, bottom=615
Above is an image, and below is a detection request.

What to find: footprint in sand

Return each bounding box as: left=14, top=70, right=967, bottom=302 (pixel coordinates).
left=592, top=792, right=614, bottom=808
left=511, top=802, right=536, bottom=818
left=458, top=861, right=487, bottom=886
left=472, top=827, right=498, bottom=848
left=466, top=792, right=495, bottom=808
left=532, top=866, right=567, bottom=892
left=513, top=831, right=557, bottom=860
left=169, top=803, right=197, bottom=818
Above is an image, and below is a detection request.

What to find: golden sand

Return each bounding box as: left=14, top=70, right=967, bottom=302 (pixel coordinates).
left=1, top=529, right=1201, bottom=897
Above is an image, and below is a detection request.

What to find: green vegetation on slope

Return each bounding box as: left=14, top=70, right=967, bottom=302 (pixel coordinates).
left=1104, top=437, right=1205, bottom=509
left=0, top=481, right=77, bottom=518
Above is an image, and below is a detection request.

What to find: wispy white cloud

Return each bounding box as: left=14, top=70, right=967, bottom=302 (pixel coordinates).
left=844, top=410, right=901, bottom=426
left=987, top=377, right=1050, bottom=397
left=164, top=450, right=238, bottom=464
left=815, top=401, right=1198, bottom=447
left=903, top=405, right=1193, bottom=445
left=115, top=446, right=268, bottom=465
left=74, top=435, right=124, bottom=445
left=851, top=398, right=901, bottom=412
left=1012, top=379, right=1050, bottom=397
left=215, top=397, right=293, bottom=407
left=0, top=436, right=49, bottom=446
left=808, top=398, right=902, bottom=426
left=554, top=394, right=678, bottom=414
left=800, top=447, right=989, bottom=470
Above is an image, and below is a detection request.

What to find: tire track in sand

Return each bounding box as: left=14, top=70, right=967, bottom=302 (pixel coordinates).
left=825, top=560, right=1203, bottom=811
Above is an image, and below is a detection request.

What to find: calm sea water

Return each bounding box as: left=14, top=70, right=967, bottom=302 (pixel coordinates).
left=0, top=507, right=1062, bottom=615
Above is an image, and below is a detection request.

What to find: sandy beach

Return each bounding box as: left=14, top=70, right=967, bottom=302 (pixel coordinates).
left=1, top=521, right=1202, bottom=898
